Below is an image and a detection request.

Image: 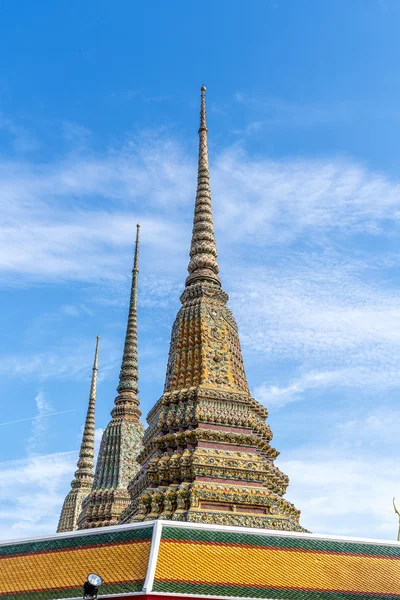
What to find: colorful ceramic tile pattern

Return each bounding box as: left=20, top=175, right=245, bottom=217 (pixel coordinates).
left=0, top=526, right=151, bottom=600
left=153, top=526, right=400, bottom=600
left=77, top=225, right=144, bottom=529
left=2, top=521, right=400, bottom=600
left=120, top=87, right=303, bottom=533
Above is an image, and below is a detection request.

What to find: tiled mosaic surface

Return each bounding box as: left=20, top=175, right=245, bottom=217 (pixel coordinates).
left=2, top=523, right=400, bottom=600
left=0, top=527, right=151, bottom=600
left=153, top=526, right=400, bottom=600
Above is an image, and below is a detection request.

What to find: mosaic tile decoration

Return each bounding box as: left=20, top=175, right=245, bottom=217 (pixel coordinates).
left=2, top=522, right=400, bottom=600
left=121, top=88, right=303, bottom=533
left=153, top=525, right=400, bottom=600
left=0, top=526, right=151, bottom=600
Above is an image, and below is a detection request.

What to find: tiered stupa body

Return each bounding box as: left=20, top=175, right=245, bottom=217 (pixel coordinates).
left=57, top=336, right=100, bottom=532
left=120, top=88, right=304, bottom=531
left=78, top=225, right=144, bottom=528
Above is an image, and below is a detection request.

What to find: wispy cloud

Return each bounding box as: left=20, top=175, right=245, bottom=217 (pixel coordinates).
left=234, top=93, right=350, bottom=130
left=213, top=149, right=400, bottom=242
left=229, top=254, right=400, bottom=406
left=0, top=427, right=105, bottom=540
left=254, top=370, right=344, bottom=409
left=0, top=409, right=75, bottom=428
left=337, top=408, right=400, bottom=449
left=3, top=129, right=400, bottom=540
left=0, top=338, right=119, bottom=382
left=0, top=451, right=76, bottom=540
left=280, top=449, right=400, bottom=538
left=26, top=391, right=53, bottom=455
left=2, top=136, right=400, bottom=285
left=0, top=113, right=39, bottom=153
left=94, top=428, right=104, bottom=460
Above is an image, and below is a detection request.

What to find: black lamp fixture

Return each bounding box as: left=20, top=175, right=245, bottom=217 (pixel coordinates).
left=83, top=573, right=103, bottom=599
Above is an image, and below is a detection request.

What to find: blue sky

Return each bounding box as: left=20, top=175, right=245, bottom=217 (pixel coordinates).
left=1, top=0, right=400, bottom=540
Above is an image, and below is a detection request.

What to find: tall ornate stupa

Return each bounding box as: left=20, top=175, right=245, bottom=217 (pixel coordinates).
left=120, top=87, right=304, bottom=531
left=77, top=224, right=144, bottom=528
left=57, top=336, right=100, bottom=532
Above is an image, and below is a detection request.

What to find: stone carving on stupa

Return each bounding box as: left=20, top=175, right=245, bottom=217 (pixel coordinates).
left=77, top=225, right=144, bottom=528
left=119, top=87, right=305, bottom=531
left=57, top=336, right=100, bottom=532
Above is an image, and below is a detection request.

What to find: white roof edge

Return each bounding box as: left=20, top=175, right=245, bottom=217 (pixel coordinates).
left=45, top=589, right=280, bottom=600
left=0, top=518, right=399, bottom=549
left=158, top=519, right=400, bottom=547
left=57, top=593, right=280, bottom=600
left=145, top=593, right=279, bottom=600
left=49, top=594, right=145, bottom=600
left=0, top=519, right=156, bottom=547
left=143, top=519, right=163, bottom=593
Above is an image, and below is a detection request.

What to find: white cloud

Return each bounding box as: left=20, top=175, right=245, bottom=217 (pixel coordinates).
left=94, top=427, right=104, bottom=460
left=0, top=114, right=39, bottom=153
left=230, top=258, right=400, bottom=404
left=0, top=338, right=119, bottom=382
left=3, top=131, right=400, bottom=543
left=234, top=93, right=350, bottom=129
left=213, top=150, right=400, bottom=243
left=60, top=304, right=94, bottom=317
left=0, top=451, right=76, bottom=540
left=26, top=391, right=53, bottom=455
left=0, top=409, right=75, bottom=428
left=337, top=408, right=400, bottom=449
left=254, top=370, right=344, bottom=408
left=0, top=423, right=103, bottom=540
left=1, top=136, right=400, bottom=285
left=280, top=450, right=400, bottom=539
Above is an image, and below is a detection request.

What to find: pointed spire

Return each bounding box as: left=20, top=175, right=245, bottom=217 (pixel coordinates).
left=75, top=335, right=99, bottom=479
left=77, top=230, right=144, bottom=529
left=117, top=224, right=140, bottom=396
left=119, top=88, right=304, bottom=532
left=57, top=336, right=99, bottom=532
left=186, top=86, right=220, bottom=287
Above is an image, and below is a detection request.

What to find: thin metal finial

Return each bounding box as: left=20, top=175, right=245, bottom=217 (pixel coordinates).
left=199, top=86, right=208, bottom=132
left=133, top=224, right=140, bottom=272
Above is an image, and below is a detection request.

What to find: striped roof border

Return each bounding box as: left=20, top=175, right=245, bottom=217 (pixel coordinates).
left=2, top=519, right=400, bottom=550
left=2, top=521, right=400, bottom=600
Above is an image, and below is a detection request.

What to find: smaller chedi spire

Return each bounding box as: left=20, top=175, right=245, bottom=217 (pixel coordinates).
left=78, top=225, right=144, bottom=529
left=57, top=336, right=100, bottom=533
left=187, top=86, right=220, bottom=287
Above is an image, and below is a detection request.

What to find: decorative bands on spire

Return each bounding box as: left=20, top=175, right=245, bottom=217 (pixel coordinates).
left=75, top=335, right=99, bottom=481
left=186, top=86, right=221, bottom=287
left=117, top=224, right=140, bottom=396
left=77, top=229, right=144, bottom=529
left=57, top=336, right=100, bottom=531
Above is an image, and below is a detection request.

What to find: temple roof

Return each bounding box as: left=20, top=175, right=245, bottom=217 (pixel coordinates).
left=2, top=520, right=400, bottom=600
